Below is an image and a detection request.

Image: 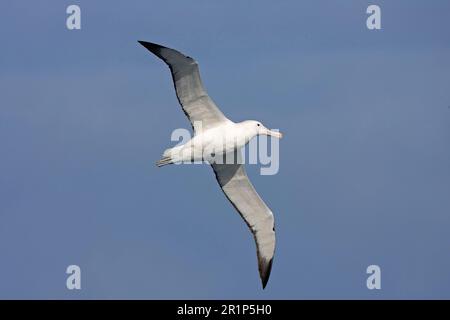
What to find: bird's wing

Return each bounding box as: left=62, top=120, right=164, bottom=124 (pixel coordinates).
left=138, top=41, right=229, bottom=133
left=211, top=162, right=276, bottom=289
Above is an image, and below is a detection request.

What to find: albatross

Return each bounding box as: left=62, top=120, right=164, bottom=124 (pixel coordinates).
left=138, top=41, right=282, bottom=289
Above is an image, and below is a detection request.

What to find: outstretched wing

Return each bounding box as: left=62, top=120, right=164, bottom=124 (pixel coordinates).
left=138, top=41, right=229, bottom=132
left=211, top=163, right=276, bottom=289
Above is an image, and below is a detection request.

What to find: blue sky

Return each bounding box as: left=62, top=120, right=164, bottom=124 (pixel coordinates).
left=0, top=0, right=449, bottom=299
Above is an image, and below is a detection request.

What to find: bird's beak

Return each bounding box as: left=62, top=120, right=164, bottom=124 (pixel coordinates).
left=265, top=129, right=283, bottom=139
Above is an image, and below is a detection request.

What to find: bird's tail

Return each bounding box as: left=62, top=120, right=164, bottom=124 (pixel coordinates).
left=156, top=147, right=178, bottom=167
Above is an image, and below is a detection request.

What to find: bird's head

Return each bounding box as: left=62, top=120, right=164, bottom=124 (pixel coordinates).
left=243, top=120, right=283, bottom=140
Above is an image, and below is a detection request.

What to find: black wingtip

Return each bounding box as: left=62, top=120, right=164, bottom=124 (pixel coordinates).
left=137, top=40, right=148, bottom=47
left=138, top=40, right=159, bottom=51
left=138, top=40, right=170, bottom=61
left=260, top=258, right=273, bottom=289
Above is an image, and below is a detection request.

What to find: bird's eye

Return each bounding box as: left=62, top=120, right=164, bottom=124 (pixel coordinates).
left=257, top=124, right=260, bottom=127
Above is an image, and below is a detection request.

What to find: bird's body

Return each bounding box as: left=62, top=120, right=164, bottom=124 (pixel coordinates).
left=139, top=40, right=282, bottom=288
left=160, top=120, right=281, bottom=165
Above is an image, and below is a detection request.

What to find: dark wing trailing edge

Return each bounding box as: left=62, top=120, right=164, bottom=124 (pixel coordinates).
left=138, top=41, right=228, bottom=132
left=211, top=163, right=276, bottom=289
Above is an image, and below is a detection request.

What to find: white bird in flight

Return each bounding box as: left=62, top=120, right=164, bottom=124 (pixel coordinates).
left=139, top=41, right=282, bottom=289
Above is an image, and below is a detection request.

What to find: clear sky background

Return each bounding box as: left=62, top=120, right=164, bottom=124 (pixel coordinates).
left=0, top=0, right=449, bottom=299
